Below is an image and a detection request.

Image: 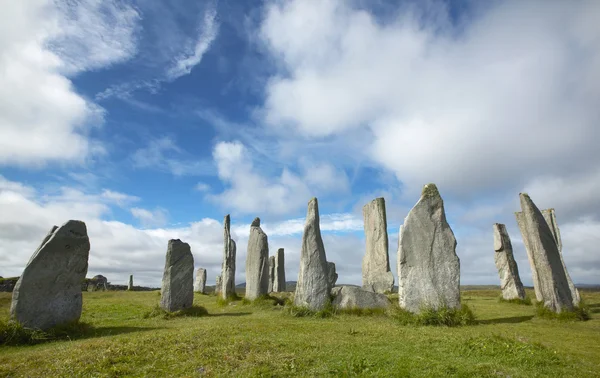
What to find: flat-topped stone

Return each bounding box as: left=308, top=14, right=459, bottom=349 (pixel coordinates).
left=160, top=239, right=194, bottom=312
left=332, top=286, right=390, bottom=309
left=362, top=197, right=394, bottom=293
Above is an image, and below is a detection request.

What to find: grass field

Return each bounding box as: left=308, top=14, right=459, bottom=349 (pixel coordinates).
left=1, top=289, right=599, bottom=377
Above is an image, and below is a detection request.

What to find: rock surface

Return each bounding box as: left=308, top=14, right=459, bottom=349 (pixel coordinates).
left=397, top=184, right=461, bottom=313
left=516, top=194, right=576, bottom=312
left=215, top=275, right=222, bottom=295
left=327, top=262, right=338, bottom=288
left=10, top=220, right=90, bottom=330
left=128, top=275, right=133, bottom=291
left=268, top=256, right=275, bottom=293
left=194, top=268, right=207, bottom=294
left=294, top=198, right=331, bottom=310
left=160, top=239, right=194, bottom=312
left=541, top=209, right=581, bottom=307
left=332, top=286, right=390, bottom=309
left=362, top=197, right=394, bottom=293
left=245, top=218, right=270, bottom=300
left=273, top=248, right=286, bottom=292
left=221, top=215, right=236, bottom=299
left=493, top=223, right=526, bottom=300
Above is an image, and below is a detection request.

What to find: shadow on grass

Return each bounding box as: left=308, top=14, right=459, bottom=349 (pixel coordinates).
left=478, top=315, right=534, bottom=325
left=206, top=312, right=252, bottom=318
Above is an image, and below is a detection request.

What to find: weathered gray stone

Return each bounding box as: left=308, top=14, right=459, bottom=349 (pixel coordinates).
left=273, top=248, right=286, bottom=292
left=215, top=275, right=222, bottom=295
left=10, top=220, right=90, bottom=330
left=160, top=239, right=194, bottom=312
left=294, top=198, right=331, bottom=310
left=268, top=256, right=275, bottom=293
left=397, top=184, right=460, bottom=313
left=245, top=218, right=270, bottom=300
left=221, top=215, right=236, bottom=299
left=327, top=262, right=338, bottom=288
left=362, top=197, right=394, bottom=293
left=541, top=208, right=581, bottom=307
left=332, top=286, right=390, bottom=309
left=194, top=268, right=207, bottom=294
left=493, top=223, right=526, bottom=300
left=516, top=193, right=576, bottom=312
left=128, top=275, right=133, bottom=291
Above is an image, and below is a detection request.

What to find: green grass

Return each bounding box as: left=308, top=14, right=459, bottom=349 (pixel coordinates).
left=1, top=288, right=599, bottom=377
left=535, top=301, right=591, bottom=321
left=498, top=295, right=533, bottom=305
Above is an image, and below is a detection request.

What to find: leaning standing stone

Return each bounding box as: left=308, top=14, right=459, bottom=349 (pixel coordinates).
left=268, top=256, right=275, bottom=293
left=10, top=220, right=90, bottom=330
left=294, top=198, right=331, bottom=310
left=194, top=268, right=207, bottom=294
left=245, top=217, right=270, bottom=300
left=516, top=194, right=575, bottom=312
left=362, top=197, right=394, bottom=293
left=221, top=215, right=237, bottom=299
left=397, top=184, right=460, bottom=313
left=160, top=239, right=194, bottom=312
left=273, top=248, right=286, bottom=292
left=493, top=223, right=526, bottom=300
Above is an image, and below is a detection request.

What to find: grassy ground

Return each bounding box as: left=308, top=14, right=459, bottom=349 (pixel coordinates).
left=1, top=289, right=599, bottom=377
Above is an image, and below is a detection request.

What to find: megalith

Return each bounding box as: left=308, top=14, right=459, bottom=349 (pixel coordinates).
left=215, top=275, right=222, bottom=295
left=268, top=256, right=275, bottom=293
left=327, top=262, right=338, bottom=288
left=362, top=197, right=394, bottom=293
left=245, top=218, right=270, bottom=300
left=194, top=268, right=207, bottom=294
left=397, top=184, right=460, bottom=313
left=332, top=286, right=390, bottom=310
left=221, top=215, right=236, bottom=299
left=541, top=208, right=581, bottom=307
left=128, top=275, right=133, bottom=291
left=160, top=239, right=194, bottom=312
left=10, top=220, right=90, bottom=330
left=273, top=248, right=286, bottom=292
left=515, top=194, right=576, bottom=312
left=294, top=198, right=331, bottom=310
left=493, top=223, right=526, bottom=300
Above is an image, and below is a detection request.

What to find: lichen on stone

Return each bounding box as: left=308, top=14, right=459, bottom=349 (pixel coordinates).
left=421, top=183, right=440, bottom=199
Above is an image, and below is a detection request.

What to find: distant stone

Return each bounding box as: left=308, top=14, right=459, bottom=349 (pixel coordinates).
left=294, top=198, right=331, bottom=310
left=273, top=248, right=286, bottom=292
left=332, top=286, right=390, bottom=309
left=397, top=184, right=460, bottom=313
left=516, top=195, right=577, bottom=312
left=268, top=256, right=275, bottom=293
left=221, top=215, right=236, bottom=299
left=493, top=223, right=526, bottom=300
left=327, top=262, right=338, bottom=288
left=245, top=218, right=270, bottom=300
left=128, top=275, right=133, bottom=291
left=362, top=197, right=394, bottom=293
left=541, top=208, right=581, bottom=307
left=194, top=268, right=207, bottom=294
left=10, top=220, right=90, bottom=330
left=215, top=275, right=222, bottom=295
left=160, top=239, right=194, bottom=312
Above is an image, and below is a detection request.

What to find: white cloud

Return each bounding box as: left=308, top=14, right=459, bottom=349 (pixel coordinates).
left=101, top=189, right=140, bottom=207
left=130, top=207, right=168, bottom=228
left=195, top=183, right=211, bottom=192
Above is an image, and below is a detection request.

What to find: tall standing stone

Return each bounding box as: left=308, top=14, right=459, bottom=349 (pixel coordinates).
left=541, top=208, right=581, bottom=307
left=268, top=256, right=275, bottom=293
left=294, top=198, right=331, bottom=310
left=397, top=184, right=460, bottom=313
left=245, top=218, right=270, bottom=300
left=128, top=275, right=134, bottom=291
left=493, top=223, right=526, bottom=300
left=327, top=262, right=338, bottom=288
left=10, top=220, right=90, bottom=330
left=362, top=197, right=394, bottom=293
left=515, top=193, right=576, bottom=312
left=273, top=248, right=286, bottom=292
left=221, top=215, right=236, bottom=299
left=215, top=275, right=222, bottom=295
left=160, top=239, right=194, bottom=312
left=194, top=268, right=207, bottom=294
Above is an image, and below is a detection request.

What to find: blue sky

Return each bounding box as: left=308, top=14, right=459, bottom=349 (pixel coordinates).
left=1, top=0, right=599, bottom=287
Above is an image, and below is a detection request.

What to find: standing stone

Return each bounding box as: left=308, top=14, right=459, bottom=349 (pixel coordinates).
left=397, top=184, right=460, bottom=313
left=268, top=256, right=275, bottom=293
left=128, top=275, right=134, bottom=291
left=221, top=215, right=237, bottom=299
left=515, top=193, right=576, bottom=312
left=273, top=248, right=286, bottom=292
left=160, top=239, right=194, bottom=312
left=294, top=198, right=331, bottom=310
left=541, top=208, right=581, bottom=307
left=194, top=268, right=207, bottom=294
left=10, top=220, right=90, bottom=330
left=493, top=223, right=526, bottom=300
left=215, top=275, right=222, bottom=295
left=327, top=262, right=338, bottom=288
left=362, top=197, right=394, bottom=293
left=245, top=218, right=270, bottom=300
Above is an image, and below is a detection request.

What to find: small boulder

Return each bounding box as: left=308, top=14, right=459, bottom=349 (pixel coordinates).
left=332, top=286, right=390, bottom=309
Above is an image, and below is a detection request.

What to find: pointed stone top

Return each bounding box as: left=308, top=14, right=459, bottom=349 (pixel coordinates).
left=307, top=197, right=319, bottom=215
left=251, top=217, right=261, bottom=227
left=421, top=183, right=440, bottom=199
left=224, top=214, right=230, bottom=226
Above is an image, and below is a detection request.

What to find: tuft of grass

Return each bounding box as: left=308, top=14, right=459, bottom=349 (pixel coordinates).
left=534, top=301, right=590, bottom=321
left=335, top=307, right=388, bottom=316
left=390, top=304, right=476, bottom=327
left=499, top=296, right=532, bottom=305
left=241, top=295, right=286, bottom=308
left=215, top=293, right=241, bottom=307
left=142, top=305, right=208, bottom=319
left=0, top=320, right=92, bottom=346
left=283, top=301, right=336, bottom=318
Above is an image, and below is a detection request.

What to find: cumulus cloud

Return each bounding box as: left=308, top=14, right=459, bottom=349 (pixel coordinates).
left=130, top=207, right=169, bottom=228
